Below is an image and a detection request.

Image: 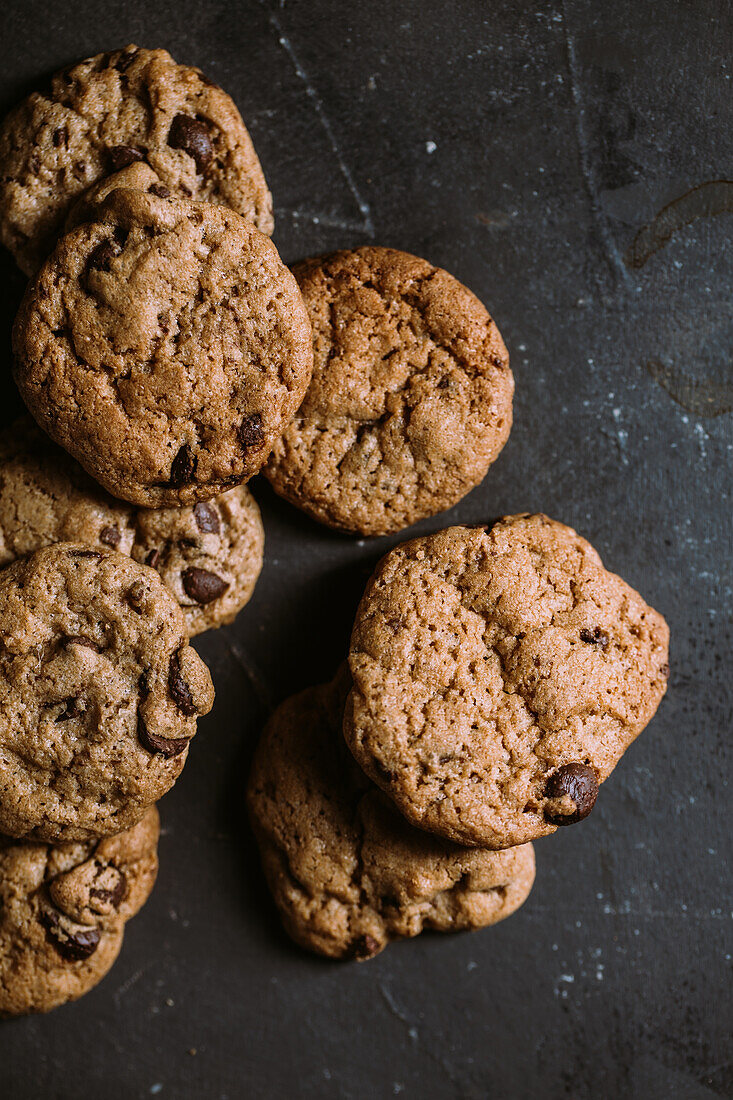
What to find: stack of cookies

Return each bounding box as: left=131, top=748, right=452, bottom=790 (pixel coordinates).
left=0, top=43, right=669, bottom=1010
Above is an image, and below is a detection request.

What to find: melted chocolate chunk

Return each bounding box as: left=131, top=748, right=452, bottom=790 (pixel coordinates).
left=239, top=413, right=265, bottom=452
left=350, top=934, right=380, bottom=961
left=148, top=182, right=171, bottom=198
left=90, top=868, right=128, bottom=909
left=544, top=763, right=599, bottom=826
left=108, top=144, right=145, bottom=171
left=87, top=238, right=119, bottom=273
left=193, top=501, right=220, bottom=534
left=579, top=627, right=609, bottom=648
left=144, top=549, right=161, bottom=569
left=181, top=567, right=229, bottom=605
left=99, top=525, right=121, bottom=548
left=52, top=126, right=68, bottom=148
left=137, top=717, right=190, bottom=758
left=168, top=444, right=197, bottom=488
left=167, top=114, right=213, bottom=172
left=168, top=650, right=198, bottom=716
left=39, top=909, right=101, bottom=961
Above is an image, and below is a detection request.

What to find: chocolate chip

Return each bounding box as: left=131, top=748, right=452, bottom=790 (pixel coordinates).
left=87, top=238, right=119, bottom=273
left=56, top=697, right=83, bottom=722
left=193, top=502, right=220, bottom=534
left=126, top=580, right=146, bottom=612
left=67, top=548, right=102, bottom=560
left=168, top=444, right=197, bottom=488
left=239, top=413, right=265, bottom=452
left=660, top=662, right=670, bottom=678
left=148, top=183, right=171, bottom=198
left=350, top=934, right=380, bottom=961
left=90, top=868, right=128, bottom=909
left=168, top=650, right=198, bottom=716
left=108, top=144, right=145, bottom=171
left=182, top=567, right=229, bottom=605
left=579, top=627, right=609, bottom=649
left=114, top=48, right=139, bottom=72
left=144, top=548, right=161, bottom=569
left=64, top=635, right=101, bottom=653
left=544, top=763, right=599, bottom=826
left=52, top=126, right=68, bottom=148
left=167, top=114, right=213, bottom=172
left=99, top=525, right=121, bottom=548
left=39, top=909, right=101, bottom=961
left=137, top=717, right=190, bottom=758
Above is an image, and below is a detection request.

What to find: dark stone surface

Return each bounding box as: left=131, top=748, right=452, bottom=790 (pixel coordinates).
left=0, top=2, right=731, bottom=1097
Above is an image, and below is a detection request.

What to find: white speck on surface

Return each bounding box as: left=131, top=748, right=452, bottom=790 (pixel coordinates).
left=467, top=960, right=477, bottom=971
left=150, top=1087, right=163, bottom=1096
left=425, top=140, right=437, bottom=153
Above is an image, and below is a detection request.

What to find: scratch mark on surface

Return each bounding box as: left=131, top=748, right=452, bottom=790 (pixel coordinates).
left=223, top=638, right=274, bottom=714
left=113, top=966, right=148, bottom=1005
left=269, top=10, right=375, bottom=237
left=560, top=1, right=634, bottom=290
left=284, top=208, right=371, bottom=232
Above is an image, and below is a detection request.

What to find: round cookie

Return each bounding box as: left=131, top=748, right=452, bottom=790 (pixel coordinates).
left=0, top=807, right=159, bottom=1017
left=0, top=44, right=273, bottom=274
left=0, top=419, right=137, bottom=565
left=264, top=247, right=513, bottom=536
left=131, top=486, right=264, bottom=635
left=345, top=514, right=670, bottom=848
left=0, top=419, right=264, bottom=636
left=247, top=668, right=535, bottom=960
left=13, top=188, right=313, bottom=507
left=0, top=543, right=214, bottom=841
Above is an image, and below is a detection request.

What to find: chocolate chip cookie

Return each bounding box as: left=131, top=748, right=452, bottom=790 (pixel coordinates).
left=13, top=188, right=313, bottom=506
left=345, top=514, right=670, bottom=848
left=0, top=543, right=214, bottom=841
left=0, top=44, right=273, bottom=274
left=131, top=487, right=264, bottom=635
left=247, top=668, right=535, bottom=960
left=264, top=247, right=513, bottom=536
left=0, top=420, right=264, bottom=636
left=0, top=807, right=159, bottom=1017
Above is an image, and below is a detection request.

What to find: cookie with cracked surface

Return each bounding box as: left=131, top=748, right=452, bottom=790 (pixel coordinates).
left=345, top=514, right=670, bottom=848
left=0, top=44, right=273, bottom=274
left=264, top=247, right=513, bottom=536
left=247, top=668, right=535, bottom=960
left=0, top=419, right=264, bottom=636
left=63, top=160, right=169, bottom=233
left=0, top=543, right=214, bottom=841
left=13, top=188, right=313, bottom=506
left=131, top=486, right=264, bottom=635
left=0, top=806, right=159, bottom=1017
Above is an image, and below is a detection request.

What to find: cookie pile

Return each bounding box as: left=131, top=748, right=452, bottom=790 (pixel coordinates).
left=0, top=44, right=669, bottom=1009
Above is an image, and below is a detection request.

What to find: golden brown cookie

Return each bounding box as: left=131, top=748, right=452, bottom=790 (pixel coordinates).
left=0, top=807, right=159, bottom=1017
left=345, top=514, right=670, bottom=848
left=265, top=247, right=513, bottom=535
left=0, top=419, right=264, bottom=636
left=13, top=188, right=313, bottom=506
left=0, top=44, right=273, bottom=274
left=0, top=543, right=214, bottom=841
left=247, top=668, right=535, bottom=960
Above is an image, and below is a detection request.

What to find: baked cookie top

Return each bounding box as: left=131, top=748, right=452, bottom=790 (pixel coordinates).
left=0, top=419, right=264, bottom=637
left=13, top=189, right=313, bottom=506
left=0, top=44, right=273, bottom=274
left=0, top=543, right=214, bottom=841
left=345, top=514, right=670, bottom=848
left=131, top=486, right=264, bottom=635
left=0, top=807, right=159, bottom=1017
left=264, top=247, right=513, bottom=536
left=247, top=668, right=535, bottom=960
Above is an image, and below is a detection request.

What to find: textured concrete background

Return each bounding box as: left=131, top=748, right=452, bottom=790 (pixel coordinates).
left=0, top=2, right=731, bottom=1097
